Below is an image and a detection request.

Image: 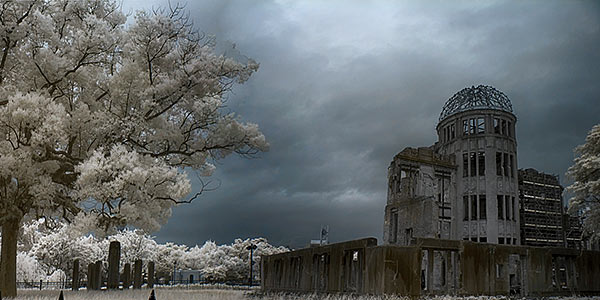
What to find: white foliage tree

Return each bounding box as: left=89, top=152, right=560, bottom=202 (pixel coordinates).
left=568, top=123, right=600, bottom=241
left=154, top=241, right=188, bottom=276
left=0, top=0, right=267, bottom=296
left=13, top=219, right=289, bottom=284
left=16, top=251, right=45, bottom=283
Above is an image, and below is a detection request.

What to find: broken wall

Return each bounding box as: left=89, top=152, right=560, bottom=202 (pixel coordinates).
left=262, top=238, right=600, bottom=297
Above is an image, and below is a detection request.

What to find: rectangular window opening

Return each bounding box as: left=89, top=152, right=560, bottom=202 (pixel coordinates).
left=478, top=152, right=485, bottom=176
left=477, top=117, right=485, bottom=134
left=470, top=152, right=477, bottom=177
left=494, top=118, right=501, bottom=134
left=479, top=195, right=486, bottom=220
left=496, top=264, right=504, bottom=278
left=390, top=209, right=398, bottom=243
left=509, top=155, right=514, bottom=178
left=505, top=196, right=511, bottom=221
left=511, top=197, right=516, bottom=220
left=497, top=195, right=504, bottom=220
left=463, top=153, right=468, bottom=177
left=443, top=127, right=448, bottom=142
left=463, top=196, right=469, bottom=221
left=503, top=153, right=509, bottom=177
left=496, top=153, right=502, bottom=176
left=471, top=195, right=478, bottom=220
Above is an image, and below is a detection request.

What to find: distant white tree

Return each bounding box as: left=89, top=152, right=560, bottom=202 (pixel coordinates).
left=224, top=238, right=289, bottom=281
left=567, top=124, right=600, bottom=241
left=31, top=221, right=105, bottom=278
left=154, top=242, right=188, bottom=276
left=16, top=251, right=44, bottom=283
left=188, top=240, right=233, bottom=281
left=0, top=0, right=267, bottom=296
left=181, top=238, right=288, bottom=282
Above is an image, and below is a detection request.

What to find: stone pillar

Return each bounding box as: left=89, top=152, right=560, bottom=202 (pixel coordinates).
left=95, top=261, right=103, bottom=289
left=122, top=263, right=131, bottom=289
left=147, top=261, right=155, bottom=288
left=427, top=249, right=433, bottom=293
left=87, top=263, right=95, bottom=290
left=133, top=259, right=142, bottom=289
left=72, top=259, right=80, bottom=291
left=108, top=241, right=121, bottom=289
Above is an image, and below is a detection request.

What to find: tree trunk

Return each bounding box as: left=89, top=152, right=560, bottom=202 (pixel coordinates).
left=0, top=218, right=21, bottom=297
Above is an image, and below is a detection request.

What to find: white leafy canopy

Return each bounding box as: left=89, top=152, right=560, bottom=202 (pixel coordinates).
left=0, top=0, right=268, bottom=233
left=568, top=124, right=600, bottom=241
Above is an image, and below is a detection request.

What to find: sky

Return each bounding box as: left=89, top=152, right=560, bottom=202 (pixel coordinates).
left=121, top=0, right=600, bottom=249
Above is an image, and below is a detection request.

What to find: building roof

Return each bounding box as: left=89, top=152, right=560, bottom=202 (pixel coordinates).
left=439, top=85, right=513, bottom=122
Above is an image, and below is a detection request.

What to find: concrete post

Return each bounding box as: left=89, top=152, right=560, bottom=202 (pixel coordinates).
left=148, top=261, right=155, bottom=288
left=123, top=263, right=131, bottom=289
left=108, top=241, right=121, bottom=289
left=133, top=259, right=143, bottom=289
left=95, top=261, right=103, bottom=289
left=87, top=263, right=95, bottom=290
left=72, top=259, right=80, bottom=291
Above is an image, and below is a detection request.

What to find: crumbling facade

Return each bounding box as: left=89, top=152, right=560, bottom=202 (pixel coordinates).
left=384, top=147, right=456, bottom=245
left=385, top=85, right=520, bottom=246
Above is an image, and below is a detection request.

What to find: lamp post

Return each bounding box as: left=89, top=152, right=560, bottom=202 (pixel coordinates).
left=172, top=261, right=177, bottom=285
left=246, top=244, right=257, bottom=286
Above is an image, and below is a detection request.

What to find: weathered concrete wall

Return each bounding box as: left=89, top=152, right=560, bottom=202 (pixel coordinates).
left=381, top=246, right=421, bottom=296
left=461, top=242, right=491, bottom=294
left=261, top=238, right=377, bottom=293
left=576, top=250, right=600, bottom=293
left=262, top=237, right=600, bottom=296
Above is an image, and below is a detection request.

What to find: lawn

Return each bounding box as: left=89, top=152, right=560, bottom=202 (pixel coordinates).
left=14, top=288, right=250, bottom=300
left=12, top=288, right=600, bottom=300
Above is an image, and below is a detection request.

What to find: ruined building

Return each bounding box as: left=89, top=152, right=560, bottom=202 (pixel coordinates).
left=518, top=168, right=583, bottom=248
left=261, top=85, right=599, bottom=296
left=518, top=168, right=566, bottom=247
left=385, top=85, right=519, bottom=246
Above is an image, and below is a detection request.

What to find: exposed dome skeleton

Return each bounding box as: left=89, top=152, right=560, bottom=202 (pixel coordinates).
left=439, top=85, right=513, bottom=122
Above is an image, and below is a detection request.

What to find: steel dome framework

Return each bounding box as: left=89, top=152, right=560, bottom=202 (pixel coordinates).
left=439, top=85, right=513, bottom=122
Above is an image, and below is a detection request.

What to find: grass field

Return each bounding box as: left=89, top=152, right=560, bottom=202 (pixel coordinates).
left=12, top=288, right=600, bottom=300
left=14, top=288, right=249, bottom=300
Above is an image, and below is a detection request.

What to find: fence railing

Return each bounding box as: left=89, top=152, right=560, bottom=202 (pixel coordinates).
left=17, top=280, right=73, bottom=290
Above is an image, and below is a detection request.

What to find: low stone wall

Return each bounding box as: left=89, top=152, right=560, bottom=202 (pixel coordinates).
left=261, top=237, right=600, bottom=296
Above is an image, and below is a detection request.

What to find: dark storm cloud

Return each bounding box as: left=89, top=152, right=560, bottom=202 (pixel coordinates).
left=122, top=1, right=600, bottom=248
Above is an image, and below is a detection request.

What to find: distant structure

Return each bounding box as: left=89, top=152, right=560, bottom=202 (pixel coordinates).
left=173, top=269, right=203, bottom=283
left=385, top=85, right=519, bottom=246
left=310, top=225, right=330, bottom=248
left=518, top=168, right=569, bottom=247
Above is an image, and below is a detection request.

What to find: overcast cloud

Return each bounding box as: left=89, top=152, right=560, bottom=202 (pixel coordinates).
left=121, top=1, right=600, bottom=248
